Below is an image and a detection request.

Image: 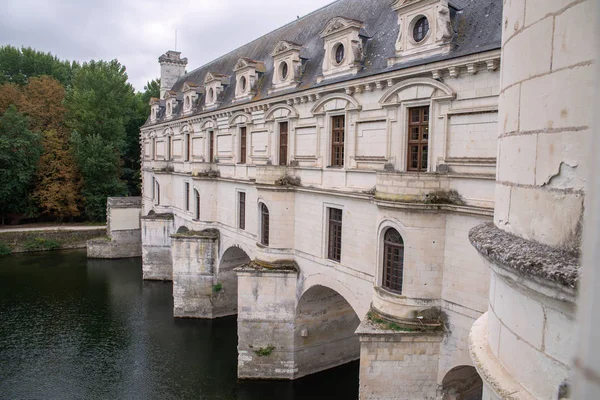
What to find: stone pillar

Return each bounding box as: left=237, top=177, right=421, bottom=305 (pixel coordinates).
left=87, top=197, right=142, bottom=259
left=171, top=228, right=219, bottom=318
left=357, top=312, right=443, bottom=400
left=469, top=1, right=597, bottom=399
left=141, top=212, right=175, bottom=281
left=236, top=260, right=298, bottom=380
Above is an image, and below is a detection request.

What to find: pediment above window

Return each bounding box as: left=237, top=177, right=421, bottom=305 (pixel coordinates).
left=204, top=72, right=229, bottom=85
left=182, top=82, right=203, bottom=115
left=319, top=17, right=364, bottom=38
left=164, top=91, right=178, bottom=119
left=270, top=40, right=302, bottom=57
left=203, top=72, right=229, bottom=110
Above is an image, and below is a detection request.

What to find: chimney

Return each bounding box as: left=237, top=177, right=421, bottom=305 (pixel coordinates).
left=158, top=50, right=188, bottom=99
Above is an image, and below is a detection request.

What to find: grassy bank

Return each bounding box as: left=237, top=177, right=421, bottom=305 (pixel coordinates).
left=0, top=228, right=106, bottom=255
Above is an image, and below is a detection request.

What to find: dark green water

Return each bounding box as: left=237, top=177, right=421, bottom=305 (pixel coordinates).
left=0, top=250, right=359, bottom=400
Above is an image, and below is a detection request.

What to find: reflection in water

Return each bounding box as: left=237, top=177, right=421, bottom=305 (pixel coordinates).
left=0, top=250, right=359, bottom=400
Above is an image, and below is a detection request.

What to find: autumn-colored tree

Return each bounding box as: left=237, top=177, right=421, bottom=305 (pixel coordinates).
left=31, top=129, right=81, bottom=219
left=20, top=76, right=67, bottom=133
left=0, top=82, right=24, bottom=113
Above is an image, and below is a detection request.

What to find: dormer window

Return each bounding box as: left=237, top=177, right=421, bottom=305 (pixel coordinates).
left=164, top=91, right=177, bottom=119
left=269, top=40, right=303, bottom=94
left=182, top=82, right=202, bottom=115
left=149, top=97, right=160, bottom=123
left=389, top=0, right=454, bottom=65
left=233, top=58, right=264, bottom=102
left=167, top=103, right=171, bottom=114
left=203, top=72, right=229, bottom=110
left=318, top=17, right=366, bottom=81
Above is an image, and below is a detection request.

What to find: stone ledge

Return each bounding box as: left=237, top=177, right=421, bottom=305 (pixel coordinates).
left=171, top=227, right=219, bottom=240
left=235, top=259, right=299, bottom=273
left=107, top=196, right=142, bottom=208
left=141, top=211, right=174, bottom=220
left=469, top=222, right=579, bottom=290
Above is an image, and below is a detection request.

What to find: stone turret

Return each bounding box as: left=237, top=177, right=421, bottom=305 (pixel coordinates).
left=469, top=1, right=597, bottom=399
left=159, top=50, right=187, bottom=99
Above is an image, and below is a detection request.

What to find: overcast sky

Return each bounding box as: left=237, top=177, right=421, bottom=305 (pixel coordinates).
left=1, top=0, right=334, bottom=91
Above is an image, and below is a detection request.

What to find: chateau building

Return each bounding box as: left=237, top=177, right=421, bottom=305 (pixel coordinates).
left=136, top=0, right=597, bottom=398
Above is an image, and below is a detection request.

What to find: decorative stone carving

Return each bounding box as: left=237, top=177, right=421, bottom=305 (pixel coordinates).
left=233, top=58, right=265, bottom=102
left=269, top=40, right=304, bottom=94
left=318, top=16, right=366, bottom=80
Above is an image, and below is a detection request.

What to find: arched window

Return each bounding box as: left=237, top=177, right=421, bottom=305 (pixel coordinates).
left=260, top=203, right=269, bottom=246
left=194, top=189, right=200, bottom=220
left=382, top=228, right=404, bottom=294
left=155, top=182, right=161, bottom=206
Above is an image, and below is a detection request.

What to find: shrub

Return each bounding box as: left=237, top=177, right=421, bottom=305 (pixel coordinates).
left=0, top=242, right=11, bottom=256
left=23, top=237, right=61, bottom=251
left=254, top=345, right=275, bottom=357
left=212, top=283, right=223, bottom=293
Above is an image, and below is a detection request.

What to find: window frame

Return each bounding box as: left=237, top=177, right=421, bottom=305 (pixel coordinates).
left=184, top=182, right=190, bottom=211
left=278, top=121, right=288, bottom=166
left=194, top=189, right=200, bottom=220
left=382, top=228, right=405, bottom=295
left=259, top=202, right=269, bottom=246
left=185, top=133, right=191, bottom=162
left=239, top=126, right=247, bottom=164
left=208, top=130, right=215, bottom=163
left=326, top=206, right=343, bottom=262
left=330, top=114, right=346, bottom=168
left=238, top=191, right=246, bottom=230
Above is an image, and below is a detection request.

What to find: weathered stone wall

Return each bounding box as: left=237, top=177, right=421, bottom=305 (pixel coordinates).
left=358, top=322, right=443, bottom=400
left=88, top=197, right=142, bottom=259
left=141, top=214, right=175, bottom=280
left=495, top=0, right=596, bottom=252
left=0, top=228, right=105, bottom=254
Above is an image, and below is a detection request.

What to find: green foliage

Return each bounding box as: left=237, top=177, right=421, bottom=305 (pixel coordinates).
left=0, top=241, right=11, bottom=255
left=367, top=311, right=417, bottom=332
left=213, top=283, right=223, bottom=293
left=0, top=45, right=78, bottom=87
left=65, top=60, right=135, bottom=149
left=22, top=237, right=61, bottom=251
left=70, top=132, right=127, bottom=221
left=0, top=106, right=43, bottom=222
left=254, top=346, right=276, bottom=357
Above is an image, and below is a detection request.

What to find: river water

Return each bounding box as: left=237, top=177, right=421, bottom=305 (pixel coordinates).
left=0, top=250, right=359, bottom=400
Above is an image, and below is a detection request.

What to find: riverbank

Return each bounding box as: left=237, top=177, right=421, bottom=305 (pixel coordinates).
left=0, top=225, right=106, bottom=255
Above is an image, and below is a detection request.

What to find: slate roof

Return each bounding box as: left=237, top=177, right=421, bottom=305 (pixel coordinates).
left=153, top=0, right=502, bottom=123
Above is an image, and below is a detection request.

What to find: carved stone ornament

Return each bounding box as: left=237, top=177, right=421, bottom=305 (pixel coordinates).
left=435, top=4, right=453, bottom=42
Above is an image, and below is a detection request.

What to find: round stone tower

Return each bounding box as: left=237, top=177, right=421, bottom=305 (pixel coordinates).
left=469, top=0, right=598, bottom=399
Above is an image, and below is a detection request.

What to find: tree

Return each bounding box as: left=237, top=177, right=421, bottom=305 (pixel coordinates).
left=0, top=106, right=43, bottom=223
left=0, top=45, right=77, bottom=87
left=0, top=82, right=24, bottom=114
left=70, top=132, right=127, bottom=221
left=31, top=129, right=81, bottom=220
left=20, top=76, right=67, bottom=132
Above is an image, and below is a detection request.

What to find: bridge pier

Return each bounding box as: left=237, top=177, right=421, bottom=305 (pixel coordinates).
left=236, top=260, right=299, bottom=379
left=236, top=260, right=362, bottom=380
left=141, top=212, right=175, bottom=281
left=171, top=228, right=220, bottom=318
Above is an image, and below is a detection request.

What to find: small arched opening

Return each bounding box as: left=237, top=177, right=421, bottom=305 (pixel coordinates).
left=294, top=285, right=361, bottom=379
left=214, top=246, right=251, bottom=317
left=441, top=366, right=483, bottom=400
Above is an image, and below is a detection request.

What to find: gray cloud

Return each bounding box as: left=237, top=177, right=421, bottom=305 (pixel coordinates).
left=0, top=0, right=334, bottom=91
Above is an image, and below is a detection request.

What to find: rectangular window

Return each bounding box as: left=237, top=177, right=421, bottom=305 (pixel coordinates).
left=185, top=133, right=191, bottom=161
left=185, top=182, right=190, bottom=211
left=279, top=122, right=288, bottom=166
left=209, top=131, right=215, bottom=163
left=238, top=192, right=246, bottom=230
left=240, top=127, right=247, bottom=164
left=152, top=177, right=155, bottom=199
left=167, top=136, right=172, bottom=161
left=331, top=116, right=345, bottom=167
left=327, top=208, right=343, bottom=262
left=152, top=138, right=156, bottom=160
left=407, top=106, right=429, bottom=172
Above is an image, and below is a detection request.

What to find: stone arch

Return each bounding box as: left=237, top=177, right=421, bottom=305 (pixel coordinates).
left=311, top=93, right=361, bottom=115
left=214, top=245, right=251, bottom=318
left=379, top=77, right=455, bottom=105
left=228, top=111, right=252, bottom=127
left=440, top=365, right=483, bottom=400
left=200, top=118, right=217, bottom=131
left=264, top=103, right=299, bottom=121
left=299, top=273, right=365, bottom=317
left=293, top=284, right=361, bottom=378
